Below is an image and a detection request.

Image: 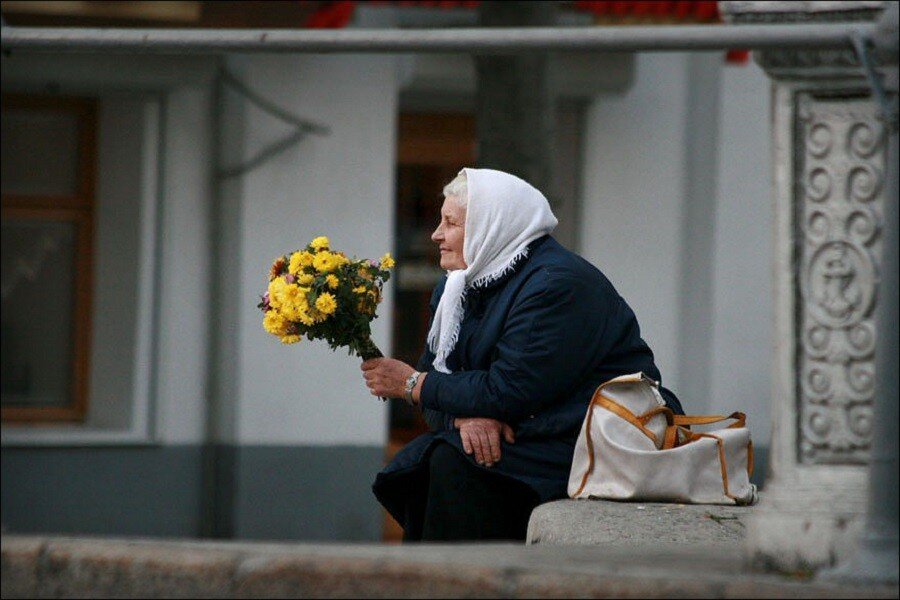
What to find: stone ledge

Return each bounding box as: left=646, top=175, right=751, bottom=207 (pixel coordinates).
left=2, top=534, right=897, bottom=599
left=526, top=499, right=750, bottom=551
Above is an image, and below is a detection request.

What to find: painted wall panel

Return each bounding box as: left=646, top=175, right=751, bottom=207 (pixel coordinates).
left=579, top=52, right=690, bottom=397
left=156, top=87, right=213, bottom=445
left=1, top=447, right=203, bottom=537
left=710, top=61, right=773, bottom=446
left=235, top=55, right=398, bottom=447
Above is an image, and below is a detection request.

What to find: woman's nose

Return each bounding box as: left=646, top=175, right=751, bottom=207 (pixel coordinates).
left=431, top=226, right=442, bottom=242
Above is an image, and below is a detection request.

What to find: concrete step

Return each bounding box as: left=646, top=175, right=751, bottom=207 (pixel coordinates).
left=526, top=498, right=749, bottom=551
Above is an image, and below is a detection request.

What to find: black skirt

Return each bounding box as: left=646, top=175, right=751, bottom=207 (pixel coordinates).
left=377, top=440, right=542, bottom=542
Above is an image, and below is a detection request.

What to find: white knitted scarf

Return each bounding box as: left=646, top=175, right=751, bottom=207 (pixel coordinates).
left=426, top=167, right=558, bottom=374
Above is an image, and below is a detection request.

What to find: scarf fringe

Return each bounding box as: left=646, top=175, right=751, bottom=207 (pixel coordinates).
left=470, top=247, right=531, bottom=290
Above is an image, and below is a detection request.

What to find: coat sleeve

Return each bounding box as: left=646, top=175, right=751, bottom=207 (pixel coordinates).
left=416, top=277, right=456, bottom=433
left=417, top=344, right=456, bottom=432
left=419, top=269, right=611, bottom=423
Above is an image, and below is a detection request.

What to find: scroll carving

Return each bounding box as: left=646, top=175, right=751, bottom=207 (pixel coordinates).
left=797, top=94, right=884, bottom=464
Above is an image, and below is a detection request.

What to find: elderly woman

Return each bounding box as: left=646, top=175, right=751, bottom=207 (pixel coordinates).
left=362, top=168, right=683, bottom=542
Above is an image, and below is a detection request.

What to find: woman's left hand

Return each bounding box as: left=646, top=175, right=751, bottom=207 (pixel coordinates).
left=361, top=358, right=416, bottom=399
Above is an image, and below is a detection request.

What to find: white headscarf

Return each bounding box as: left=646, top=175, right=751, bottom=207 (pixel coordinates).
left=426, top=167, right=558, bottom=374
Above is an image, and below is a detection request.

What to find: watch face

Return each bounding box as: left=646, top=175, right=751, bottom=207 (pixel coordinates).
left=406, top=373, right=419, bottom=392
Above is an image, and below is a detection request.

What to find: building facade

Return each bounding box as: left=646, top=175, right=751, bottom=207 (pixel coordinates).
left=1, top=2, right=772, bottom=541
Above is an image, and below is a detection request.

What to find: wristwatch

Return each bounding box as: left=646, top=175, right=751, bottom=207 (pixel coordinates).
left=404, top=371, right=422, bottom=406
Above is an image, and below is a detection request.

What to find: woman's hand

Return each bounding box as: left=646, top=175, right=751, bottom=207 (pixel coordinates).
left=361, top=358, right=415, bottom=399
left=454, top=417, right=515, bottom=467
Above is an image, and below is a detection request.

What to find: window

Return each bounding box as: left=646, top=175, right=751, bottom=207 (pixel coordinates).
left=1, top=94, right=97, bottom=423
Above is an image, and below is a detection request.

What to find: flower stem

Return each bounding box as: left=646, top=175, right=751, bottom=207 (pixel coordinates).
left=356, top=336, right=388, bottom=403
left=357, top=336, right=384, bottom=361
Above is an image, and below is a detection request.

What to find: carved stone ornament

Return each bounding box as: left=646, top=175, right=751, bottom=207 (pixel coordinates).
left=720, top=1, right=887, bottom=80
left=797, top=93, right=885, bottom=464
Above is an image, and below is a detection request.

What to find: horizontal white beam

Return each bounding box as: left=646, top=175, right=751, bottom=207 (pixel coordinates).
left=0, top=22, right=877, bottom=55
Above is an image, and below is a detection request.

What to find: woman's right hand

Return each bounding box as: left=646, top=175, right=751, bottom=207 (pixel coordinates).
left=454, top=417, right=515, bottom=467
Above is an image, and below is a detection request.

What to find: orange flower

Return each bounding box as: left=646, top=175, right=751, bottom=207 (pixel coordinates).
left=269, top=257, right=286, bottom=281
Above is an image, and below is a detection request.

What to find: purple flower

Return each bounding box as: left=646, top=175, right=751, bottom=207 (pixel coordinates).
left=284, top=273, right=296, bottom=284
left=369, top=259, right=379, bottom=267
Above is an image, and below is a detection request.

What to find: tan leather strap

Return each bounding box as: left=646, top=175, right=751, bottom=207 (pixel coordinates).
left=688, top=431, right=737, bottom=500
left=663, top=425, right=679, bottom=450
left=594, top=394, right=660, bottom=447
left=673, top=412, right=746, bottom=429
left=572, top=388, right=603, bottom=498
left=637, top=405, right=674, bottom=426
left=747, top=439, right=754, bottom=478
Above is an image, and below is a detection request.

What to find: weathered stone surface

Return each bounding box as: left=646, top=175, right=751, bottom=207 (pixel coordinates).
left=1, top=535, right=45, bottom=599
left=526, top=499, right=749, bottom=550
left=722, top=578, right=900, bottom=599
left=511, top=572, right=725, bottom=599
left=236, top=554, right=511, bottom=599
left=37, top=537, right=238, bottom=599
left=1, top=534, right=896, bottom=599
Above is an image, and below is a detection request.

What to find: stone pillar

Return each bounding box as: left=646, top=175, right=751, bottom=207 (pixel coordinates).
left=475, top=1, right=558, bottom=195
left=720, top=1, right=890, bottom=572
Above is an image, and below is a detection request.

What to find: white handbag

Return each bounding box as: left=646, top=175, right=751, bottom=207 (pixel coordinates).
left=568, top=372, right=757, bottom=506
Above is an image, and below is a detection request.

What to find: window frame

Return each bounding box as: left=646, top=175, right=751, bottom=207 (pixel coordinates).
left=1, top=93, right=97, bottom=423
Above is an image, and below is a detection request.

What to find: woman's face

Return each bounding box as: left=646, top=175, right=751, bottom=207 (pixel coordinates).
left=432, top=196, right=467, bottom=271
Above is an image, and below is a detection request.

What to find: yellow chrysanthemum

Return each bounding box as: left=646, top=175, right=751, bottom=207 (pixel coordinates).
left=352, top=285, right=367, bottom=294
left=279, top=285, right=310, bottom=321
left=300, top=251, right=315, bottom=267
left=325, top=274, right=340, bottom=289
left=315, top=292, right=338, bottom=316
left=267, top=277, right=290, bottom=310
left=313, top=251, right=339, bottom=273
left=310, top=236, right=330, bottom=252
left=297, top=273, right=315, bottom=286
left=280, top=334, right=302, bottom=344
left=288, top=252, right=306, bottom=276
left=296, top=309, right=316, bottom=326
left=380, top=253, right=395, bottom=270
left=263, top=310, right=291, bottom=336
left=333, top=253, right=350, bottom=267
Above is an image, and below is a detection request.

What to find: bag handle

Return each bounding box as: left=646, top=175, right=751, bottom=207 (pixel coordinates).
left=673, top=412, right=746, bottom=429
left=680, top=430, right=754, bottom=499
left=594, top=394, right=662, bottom=447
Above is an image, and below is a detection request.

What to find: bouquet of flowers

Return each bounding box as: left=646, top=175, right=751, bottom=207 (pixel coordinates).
left=258, top=236, right=395, bottom=361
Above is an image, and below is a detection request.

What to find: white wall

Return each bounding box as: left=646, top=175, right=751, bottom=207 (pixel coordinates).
left=710, top=61, right=773, bottom=445
left=155, top=87, right=214, bottom=445
left=233, top=54, right=399, bottom=447
left=580, top=52, right=691, bottom=396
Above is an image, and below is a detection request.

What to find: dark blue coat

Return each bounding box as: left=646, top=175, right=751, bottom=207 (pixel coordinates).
left=372, top=234, right=682, bottom=524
